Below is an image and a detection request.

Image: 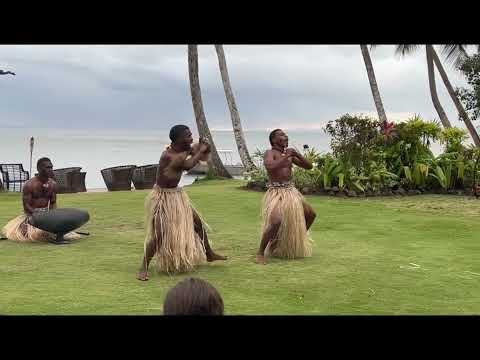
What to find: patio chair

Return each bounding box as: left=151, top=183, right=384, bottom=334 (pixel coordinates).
left=0, top=164, right=30, bottom=192
left=132, top=164, right=158, bottom=190
left=52, top=167, right=82, bottom=194
left=101, top=165, right=136, bottom=191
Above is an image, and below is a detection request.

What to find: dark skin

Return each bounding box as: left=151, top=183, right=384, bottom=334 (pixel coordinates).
left=137, top=128, right=227, bottom=281
left=256, top=130, right=317, bottom=265
left=22, top=160, right=58, bottom=217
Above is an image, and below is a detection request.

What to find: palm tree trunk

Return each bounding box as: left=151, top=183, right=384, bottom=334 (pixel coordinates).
left=360, top=45, right=388, bottom=123
left=426, top=45, right=452, bottom=128
left=215, top=45, right=256, bottom=171
left=188, top=45, right=232, bottom=178
left=430, top=46, right=480, bottom=147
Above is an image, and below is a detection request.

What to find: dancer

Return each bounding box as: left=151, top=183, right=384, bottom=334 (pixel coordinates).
left=137, top=125, right=227, bottom=281
left=256, top=129, right=317, bottom=264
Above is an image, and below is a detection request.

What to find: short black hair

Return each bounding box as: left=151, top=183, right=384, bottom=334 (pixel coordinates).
left=163, top=277, right=224, bottom=316
left=37, top=157, right=52, bottom=169
left=169, top=125, right=190, bottom=143
left=269, top=129, right=282, bottom=146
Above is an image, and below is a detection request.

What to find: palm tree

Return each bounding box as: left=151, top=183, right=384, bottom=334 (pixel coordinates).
left=360, top=45, right=388, bottom=124
left=187, top=45, right=232, bottom=178
left=397, top=44, right=480, bottom=146
left=214, top=45, right=256, bottom=171
left=395, top=44, right=452, bottom=129
left=430, top=45, right=480, bottom=146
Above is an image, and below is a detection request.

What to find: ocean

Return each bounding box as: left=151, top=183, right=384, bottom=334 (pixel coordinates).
left=0, top=127, right=443, bottom=190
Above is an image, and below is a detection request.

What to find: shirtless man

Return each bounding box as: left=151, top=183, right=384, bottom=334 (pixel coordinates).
left=2, top=157, right=80, bottom=244
left=256, top=129, right=317, bottom=264
left=137, top=125, right=227, bottom=281
left=23, top=157, right=57, bottom=213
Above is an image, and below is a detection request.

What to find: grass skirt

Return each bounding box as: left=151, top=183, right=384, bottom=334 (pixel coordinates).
left=2, top=214, right=81, bottom=242
left=262, top=183, right=313, bottom=259
left=145, top=185, right=206, bottom=274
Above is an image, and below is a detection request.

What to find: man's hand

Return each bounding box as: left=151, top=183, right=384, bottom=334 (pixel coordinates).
left=199, top=142, right=209, bottom=153
left=284, top=148, right=297, bottom=158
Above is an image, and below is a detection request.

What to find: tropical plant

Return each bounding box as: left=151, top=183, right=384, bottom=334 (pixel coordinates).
left=324, top=114, right=380, bottom=172
left=439, top=127, right=468, bottom=153
left=382, top=115, right=439, bottom=175
left=318, top=155, right=342, bottom=189
left=430, top=47, right=480, bottom=146
left=456, top=53, right=480, bottom=123
left=402, top=163, right=430, bottom=189
left=243, top=148, right=268, bottom=184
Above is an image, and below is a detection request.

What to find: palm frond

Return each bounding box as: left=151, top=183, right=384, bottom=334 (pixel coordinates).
left=394, top=44, right=421, bottom=57
left=440, top=44, right=468, bottom=68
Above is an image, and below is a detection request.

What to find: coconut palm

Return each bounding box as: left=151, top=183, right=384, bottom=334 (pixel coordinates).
left=215, top=45, right=256, bottom=171
left=360, top=45, right=388, bottom=124
left=395, top=45, right=452, bottom=129
left=187, top=45, right=232, bottom=178
left=396, top=44, right=480, bottom=146
left=431, top=45, right=480, bottom=146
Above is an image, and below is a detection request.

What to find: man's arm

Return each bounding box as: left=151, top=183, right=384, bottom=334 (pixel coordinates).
left=291, top=150, right=313, bottom=170
left=264, top=149, right=294, bottom=171
left=183, top=144, right=209, bottom=171
left=22, top=183, right=36, bottom=215
left=157, top=151, right=174, bottom=175
left=50, top=181, right=58, bottom=209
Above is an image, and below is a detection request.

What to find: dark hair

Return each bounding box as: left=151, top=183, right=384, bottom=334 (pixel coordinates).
left=169, top=125, right=190, bottom=143
left=37, top=157, right=52, bottom=169
left=269, top=129, right=282, bottom=146
left=163, top=277, right=224, bottom=316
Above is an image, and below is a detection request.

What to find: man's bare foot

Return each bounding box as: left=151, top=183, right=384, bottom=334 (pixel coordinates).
left=206, top=252, right=228, bottom=262
left=137, top=270, right=149, bottom=281
left=256, top=255, right=267, bottom=265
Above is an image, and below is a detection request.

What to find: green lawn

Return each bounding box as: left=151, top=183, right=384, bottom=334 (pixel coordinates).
left=1, top=180, right=480, bottom=315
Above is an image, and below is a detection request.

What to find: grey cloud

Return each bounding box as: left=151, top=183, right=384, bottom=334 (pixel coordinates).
left=0, top=45, right=472, bottom=132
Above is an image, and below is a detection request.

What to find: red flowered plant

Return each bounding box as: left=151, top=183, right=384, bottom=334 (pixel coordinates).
left=380, top=120, right=398, bottom=143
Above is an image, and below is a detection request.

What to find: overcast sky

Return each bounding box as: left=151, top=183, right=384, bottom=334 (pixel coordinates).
left=0, top=45, right=473, bottom=131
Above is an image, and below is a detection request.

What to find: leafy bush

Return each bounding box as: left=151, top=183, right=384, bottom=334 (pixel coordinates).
left=456, top=53, right=480, bottom=121
left=324, top=114, right=380, bottom=172
left=439, top=127, right=468, bottom=154
left=245, top=114, right=479, bottom=195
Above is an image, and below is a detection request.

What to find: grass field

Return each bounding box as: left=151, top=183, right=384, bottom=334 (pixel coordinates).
left=1, top=180, right=480, bottom=315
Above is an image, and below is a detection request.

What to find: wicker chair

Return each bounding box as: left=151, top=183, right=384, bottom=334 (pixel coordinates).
left=0, top=164, right=30, bottom=192
left=71, top=171, right=87, bottom=192
left=101, top=165, right=136, bottom=191
left=52, top=167, right=82, bottom=194
left=132, top=164, right=158, bottom=190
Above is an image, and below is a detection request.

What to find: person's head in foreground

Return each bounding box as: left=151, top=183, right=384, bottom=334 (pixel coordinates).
left=169, top=124, right=194, bottom=152
left=163, top=277, right=224, bottom=315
